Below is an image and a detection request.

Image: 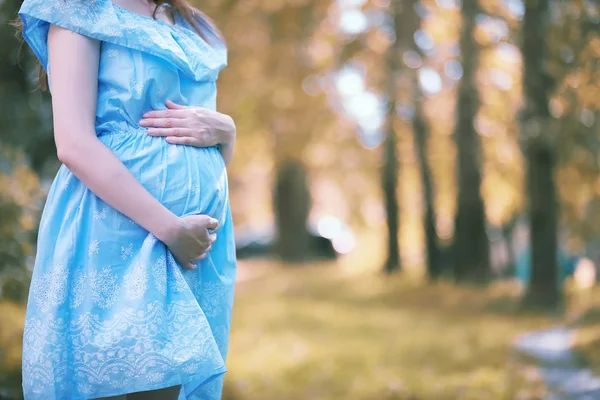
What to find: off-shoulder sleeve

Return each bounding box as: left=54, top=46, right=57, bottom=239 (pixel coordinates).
left=18, top=0, right=120, bottom=72
left=18, top=0, right=227, bottom=82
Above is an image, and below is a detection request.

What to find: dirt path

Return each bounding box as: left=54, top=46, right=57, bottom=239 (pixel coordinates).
left=514, top=327, right=600, bottom=399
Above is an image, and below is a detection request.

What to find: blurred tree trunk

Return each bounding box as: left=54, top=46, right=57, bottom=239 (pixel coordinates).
left=382, top=0, right=402, bottom=274
left=520, top=0, right=560, bottom=308
left=273, top=159, right=312, bottom=263
left=452, top=0, right=490, bottom=283
left=406, top=1, right=442, bottom=281
left=413, top=102, right=442, bottom=280
left=266, top=4, right=320, bottom=264
left=381, top=132, right=400, bottom=274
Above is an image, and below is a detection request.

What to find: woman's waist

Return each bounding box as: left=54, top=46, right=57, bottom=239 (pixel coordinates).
left=54, top=161, right=229, bottom=224
left=56, top=133, right=228, bottom=219
left=95, top=120, right=152, bottom=138
left=96, top=122, right=220, bottom=153
left=95, top=121, right=221, bottom=154
left=96, top=124, right=226, bottom=178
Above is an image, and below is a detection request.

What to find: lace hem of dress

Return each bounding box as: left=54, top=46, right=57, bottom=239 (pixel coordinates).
left=22, top=299, right=227, bottom=399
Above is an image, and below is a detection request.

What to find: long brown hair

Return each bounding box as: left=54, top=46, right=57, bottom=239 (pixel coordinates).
left=155, top=0, right=223, bottom=44
left=11, top=0, right=224, bottom=91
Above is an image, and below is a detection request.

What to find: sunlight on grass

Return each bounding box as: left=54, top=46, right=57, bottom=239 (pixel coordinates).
left=0, top=302, right=24, bottom=369
left=225, top=263, right=553, bottom=400
left=0, top=302, right=25, bottom=396
left=5, top=229, right=593, bottom=400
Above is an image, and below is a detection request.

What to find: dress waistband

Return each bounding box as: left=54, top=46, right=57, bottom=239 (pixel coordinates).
left=96, top=121, right=149, bottom=137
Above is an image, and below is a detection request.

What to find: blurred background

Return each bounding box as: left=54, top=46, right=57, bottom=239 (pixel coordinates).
left=1, top=0, right=600, bottom=399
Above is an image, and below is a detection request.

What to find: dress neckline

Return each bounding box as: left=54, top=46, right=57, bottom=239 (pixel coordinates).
left=111, top=2, right=179, bottom=29
left=111, top=1, right=225, bottom=57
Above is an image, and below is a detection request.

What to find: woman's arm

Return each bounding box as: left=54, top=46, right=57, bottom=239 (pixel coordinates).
left=49, top=25, right=179, bottom=241
left=140, top=100, right=236, bottom=165
left=48, top=25, right=215, bottom=268
left=217, top=131, right=235, bottom=166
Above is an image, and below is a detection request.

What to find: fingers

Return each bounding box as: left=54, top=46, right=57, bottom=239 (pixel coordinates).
left=186, top=214, right=217, bottom=226
left=142, top=107, right=189, bottom=119
left=192, top=243, right=214, bottom=263
left=184, top=214, right=219, bottom=243
left=165, top=136, right=203, bottom=146
left=147, top=127, right=192, bottom=137
left=139, top=116, right=188, bottom=128
left=194, top=253, right=208, bottom=262
left=174, top=254, right=198, bottom=270
left=182, top=262, right=197, bottom=270
left=165, top=133, right=217, bottom=148
left=207, top=219, right=219, bottom=231
left=166, top=99, right=189, bottom=109
left=142, top=100, right=203, bottom=120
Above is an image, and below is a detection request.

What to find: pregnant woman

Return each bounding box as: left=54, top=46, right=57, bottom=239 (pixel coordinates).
left=16, top=0, right=236, bottom=398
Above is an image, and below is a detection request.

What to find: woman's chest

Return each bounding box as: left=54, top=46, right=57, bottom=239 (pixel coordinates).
left=98, top=42, right=179, bottom=84
left=97, top=42, right=218, bottom=108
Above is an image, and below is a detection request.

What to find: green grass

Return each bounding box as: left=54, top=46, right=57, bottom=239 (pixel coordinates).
left=0, top=301, right=25, bottom=398
left=224, top=260, right=553, bottom=400
left=570, top=285, right=600, bottom=375
left=2, top=257, right=566, bottom=400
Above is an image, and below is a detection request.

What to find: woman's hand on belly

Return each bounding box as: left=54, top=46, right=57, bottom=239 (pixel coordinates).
left=163, top=214, right=218, bottom=270
left=140, top=100, right=236, bottom=165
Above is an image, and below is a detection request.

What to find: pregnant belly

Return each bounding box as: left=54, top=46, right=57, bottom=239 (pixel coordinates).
left=98, top=129, right=228, bottom=223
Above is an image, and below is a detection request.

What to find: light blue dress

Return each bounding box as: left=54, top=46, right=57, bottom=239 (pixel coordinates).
left=18, top=0, right=236, bottom=399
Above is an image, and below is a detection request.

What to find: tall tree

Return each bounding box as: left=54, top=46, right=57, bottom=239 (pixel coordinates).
left=452, top=0, right=490, bottom=283
left=265, top=2, right=325, bottom=263
left=387, top=0, right=441, bottom=278
left=273, top=159, right=312, bottom=262
left=546, top=1, right=599, bottom=253
left=209, top=0, right=334, bottom=259
left=381, top=0, right=403, bottom=274
left=407, top=1, right=442, bottom=280
left=521, top=0, right=560, bottom=308
left=413, top=102, right=442, bottom=280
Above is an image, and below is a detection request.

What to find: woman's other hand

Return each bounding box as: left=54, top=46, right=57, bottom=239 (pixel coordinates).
left=161, top=214, right=218, bottom=270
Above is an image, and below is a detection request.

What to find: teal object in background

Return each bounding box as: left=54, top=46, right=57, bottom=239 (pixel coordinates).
left=515, top=248, right=579, bottom=286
